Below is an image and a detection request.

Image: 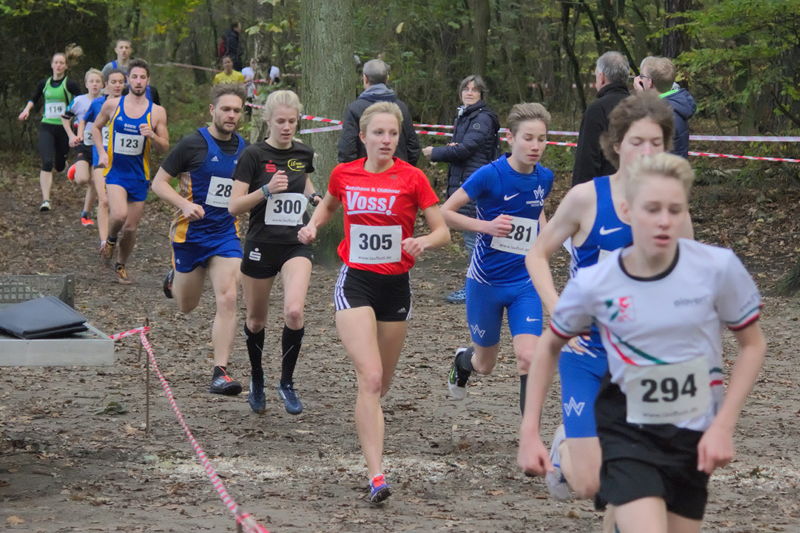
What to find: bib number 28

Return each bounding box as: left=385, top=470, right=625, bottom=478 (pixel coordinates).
left=205, top=176, right=233, bottom=208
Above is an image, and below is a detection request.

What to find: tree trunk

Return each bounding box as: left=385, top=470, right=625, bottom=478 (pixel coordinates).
left=300, top=0, right=354, bottom=262
left=469, top=0, right=490, bottom=76
left=662, top=0, right=691, bottom=58
left=562, top=4, right=586, bottom=112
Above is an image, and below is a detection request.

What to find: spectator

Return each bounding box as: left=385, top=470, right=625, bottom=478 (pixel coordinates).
left=241, top=58, right=258, bottom=100
left=268, top=64, right=281, bottom=85
left=222, top=22, right=243, bottom=70
left=572, top=51, right=630, bottom=187
left=337, top=59, right=420, bottom=165
left=634, top=56, right=696, bottom=158
left=421, top=74, right=499, bottom=303
left=212, top=56, right=245, bottom=85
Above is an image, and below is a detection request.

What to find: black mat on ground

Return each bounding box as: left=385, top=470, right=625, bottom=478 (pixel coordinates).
left=0, top=296, right=87, bottom=339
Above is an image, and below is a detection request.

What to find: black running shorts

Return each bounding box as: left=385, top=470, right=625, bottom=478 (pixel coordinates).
left=240, top=241, right=313, bottom=279
left=334, top=264, right=411, bottom=322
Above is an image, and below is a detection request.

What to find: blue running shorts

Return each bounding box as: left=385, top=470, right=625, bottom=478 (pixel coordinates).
left=172, top=235, right=242, bottom=273
left=558, top=346, right=609, bottom=438
left=465, top=277, right=543, bottom=347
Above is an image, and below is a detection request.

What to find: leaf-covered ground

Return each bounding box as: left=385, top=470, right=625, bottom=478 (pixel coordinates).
left=1, top=161, right=799, bottom=532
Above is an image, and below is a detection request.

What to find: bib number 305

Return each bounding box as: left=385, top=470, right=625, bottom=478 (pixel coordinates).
left=349, top=224, right=402, bottom=264
left=623, top=357, right=710, bottom=425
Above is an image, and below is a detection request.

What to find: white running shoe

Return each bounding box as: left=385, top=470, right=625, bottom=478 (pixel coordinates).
left=545, top=424, right=573, bottom=501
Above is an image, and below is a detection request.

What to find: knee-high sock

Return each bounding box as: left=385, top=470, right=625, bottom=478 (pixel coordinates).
left=280, top=325, right=304, bottom=386
left=244, top=325, right=265, bottom=382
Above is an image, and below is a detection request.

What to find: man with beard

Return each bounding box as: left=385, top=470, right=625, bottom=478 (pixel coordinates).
left=93, top=59, right=169, bottom=284
left=150, top=84, right=248, bottom=396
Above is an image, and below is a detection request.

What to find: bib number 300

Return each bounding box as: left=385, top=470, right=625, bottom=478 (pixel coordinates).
left=205, top=176, right=233, bottom=208
left=265, top=193, right=308, bottom=226
left=349, top=224, right=402, bottom=264
left=623, top=357, right=710, bottom=425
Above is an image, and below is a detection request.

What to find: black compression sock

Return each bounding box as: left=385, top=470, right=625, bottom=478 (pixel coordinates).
left=519, top=374, right=528, bottom=415
left=280, top=325, right=304, bottom=386
left=244, top=325, right=265, bottom=382
left=107, top=235, right=118, bottom=245
left=456, top=346, right=475, bottom=373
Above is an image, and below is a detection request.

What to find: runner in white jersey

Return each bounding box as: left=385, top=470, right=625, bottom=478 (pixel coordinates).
left=519, top=153, right=766, bottom=533
left=521, top=93, right=690, bottom=517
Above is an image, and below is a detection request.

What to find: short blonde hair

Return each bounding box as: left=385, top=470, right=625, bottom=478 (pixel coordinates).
left=507, top=102, right=550, bottom=135
left=359, top=101, right=402, bottom=133
left=84, top=68, right=103, bottom=86
left=263, top=89, right=302, bottom=122
left=643, top=57, right=676, bottom=93
left=625, top=153, right=694, bottom=203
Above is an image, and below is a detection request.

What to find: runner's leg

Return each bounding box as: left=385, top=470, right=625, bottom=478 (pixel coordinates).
left=615, top=497, right=668, bottom=533
left=116, top=200, right=145, bottom=265
left=207, top=256, right=241, bottom=369
left=278, top=256, right=312, bottom=385
left=92, top=169, right=109, bottom=242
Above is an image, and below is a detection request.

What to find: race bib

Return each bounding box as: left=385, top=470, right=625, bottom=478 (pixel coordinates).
left=44, top=102, right=65, bottom=119
left=113, top=132, right=145, bottom=156
left=101, top=126, right=109, bottom=146
left=205, top=176, right=233, bottom=208
left=623, top=357, right=710, bottom=425
left=490, top=216, right=538, bottom=255
left=349, top=224, right=402, bottom=264
left=264, top=193, right=308, bottom=226
left=83, top=122, right=95, bottom=146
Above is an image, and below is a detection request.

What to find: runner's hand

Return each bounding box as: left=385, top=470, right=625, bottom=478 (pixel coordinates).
left=484, top=214, right=513, bottom=237
left=697, top=423, right=734, bottom=474
left=566, top=335, right=591, bottom=355
left=517, top=429, right=552, bottom=477
left=402, top=237, right=426, bottom=258
left=139, top=123, right=154, bottom=138
left=18, top=109, right=29, bottom=121
left=70, top=135, right=81, bottom=147
left=181, top=202, right=205, bottom=221
left=298, top=224, right=316, bottom=244
left=97, top=153, right=109, bottom=168
left=268, top=171, right=289, bottom=194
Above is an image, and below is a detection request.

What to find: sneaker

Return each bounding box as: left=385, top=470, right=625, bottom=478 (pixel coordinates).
left=81, top=216, right=95, bottom=227
left=445, top=287, right=466, bottom=304
left=39, top=200, right=51, bottom=212
left=247, top=377, right=266, bottom=414
left=367, top=474, right=391, bottom=504
left=277, top=382, right=303, bottom=415
left=545, top=424, right=572, bottom=501
left=114, top=263, right=132, bottom=285
left=447, top=347, right=472, bottom=400
left=67, top=163, right=77, bottom=181
left=209, top=368, right=243, bottom=396
left=100, top=241, right=115, bottom=264
left=162, top=268, right=175, bottom=299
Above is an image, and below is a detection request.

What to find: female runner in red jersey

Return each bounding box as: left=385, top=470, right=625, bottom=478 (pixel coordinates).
left=299, top=101, right=450, bottom=504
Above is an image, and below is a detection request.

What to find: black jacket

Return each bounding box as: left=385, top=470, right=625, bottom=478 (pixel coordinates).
left=572, top=82, right=630, bottom=187
left=663, top=88, right=696, bottom=158
left=337, top=84, right=420, bottom=165
left=431, top=100, right=500, bottom=200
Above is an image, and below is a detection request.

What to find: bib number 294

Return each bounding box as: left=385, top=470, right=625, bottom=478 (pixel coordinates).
left=624, top=357, right=710, bottom=425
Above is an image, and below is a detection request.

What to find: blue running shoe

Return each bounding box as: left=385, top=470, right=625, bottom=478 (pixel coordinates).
left=277, top=382, right=303, bottom=414
left=445, top=287, right=466, bottom=304
left=248, top=377, right=266, bottom=414
left=368, top=474, right=391, bottom=504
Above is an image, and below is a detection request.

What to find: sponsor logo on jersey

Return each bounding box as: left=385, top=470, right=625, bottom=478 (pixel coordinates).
left=504, top=193, right=520, bottom=201
left=264, top=161, right=278, bottom=173
left=599, top=226, right=623, bottom=236
left=605, top=295, right=634, bottom=322
left=344, top=189, right=398, bottom=215
left=674, top=295, right=710, bottom=307
left=563, top=396, right=585, bottom=417
left=211, top=155, right=219, bottom=162
left=249, top=248, right=262, bottom=262
left=525, top=317, right=540, bottom=322
left=525, top=184, right=547, bottom=207
left=470, top=323, right=486, bottom=338
left=287, top=158, right=305, bottom=172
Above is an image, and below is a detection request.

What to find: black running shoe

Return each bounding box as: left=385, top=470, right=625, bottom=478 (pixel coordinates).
left=209, top=368, right=243, bottom=396
left=248, top=377, right=266, bottom=414
left=163, top=268, right=175, bottom=299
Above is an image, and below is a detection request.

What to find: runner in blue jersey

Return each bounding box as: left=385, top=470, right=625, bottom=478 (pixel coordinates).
left=93, top=59, right=169, bottom=284
left=442, top=103, right=554, bottom=414
left=520, top=93, right=692, bottom=518
left=79, top=69, right=127, bottom=253
left=152, top=84, right=247, bottom=396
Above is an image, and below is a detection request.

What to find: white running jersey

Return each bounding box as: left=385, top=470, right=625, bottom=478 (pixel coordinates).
left=551, top=239, right=761, bottom=431
left=68, top=94, right=93, bottom=125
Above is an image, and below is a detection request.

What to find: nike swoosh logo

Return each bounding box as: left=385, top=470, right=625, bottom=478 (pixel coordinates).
left=599, top=226, right=622, bottom=236
left=504, top=193, right=520, bottom=201
left=525, top=317, right=540, bottom=322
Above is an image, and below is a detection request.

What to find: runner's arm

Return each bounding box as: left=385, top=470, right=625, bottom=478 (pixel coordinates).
left=228, top=179, right=268, bottom=216
left=297, top=193, right=340, bottom=244
left=526, top=189, right=584, bottom=314
left=402, top=205, right=451, bottom=257
left=152, top=167, right=205, bottom=221
left=441, top=188, right=512, bottom=236
left=145, top=105, right=169, bottom=153
left=518, top=328, right=569, bottom=476
left=91, top=99, right=116, bottom=167
left=697, top=321, right=766, bottom=474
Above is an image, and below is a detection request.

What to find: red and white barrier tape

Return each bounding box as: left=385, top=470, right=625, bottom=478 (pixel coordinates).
left=113, top=328, right=269, bottom=533
left=687, top=151, right=800, bottom=163
left=301, top=114, right=342, bottom=125
left=299, top=125, right=343, bottom=134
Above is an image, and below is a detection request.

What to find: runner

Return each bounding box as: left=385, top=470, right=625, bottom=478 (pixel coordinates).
left=519, top=152, right=766, bottom=533
left=18, top=46, right=82, bottom=212
left=298, top=101, right=450, bottom=503
left=65, top=68, right=104, bottom=227
left=442, top=103, right=553, bottom=415
left=79, top=69, right=127, bottom=254
left=152, top=84, right=247, bottom=396
left=101, top=39, right=161, bottom=105
left=518, top=93, right=688, bottom=512
left=92, top=59, right=169, bottom=284
left=229, top=90, right=319, bottom=414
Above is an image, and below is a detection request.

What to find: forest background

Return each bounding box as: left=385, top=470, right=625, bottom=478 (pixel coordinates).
left=1, top=0, right=799, bottom=287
